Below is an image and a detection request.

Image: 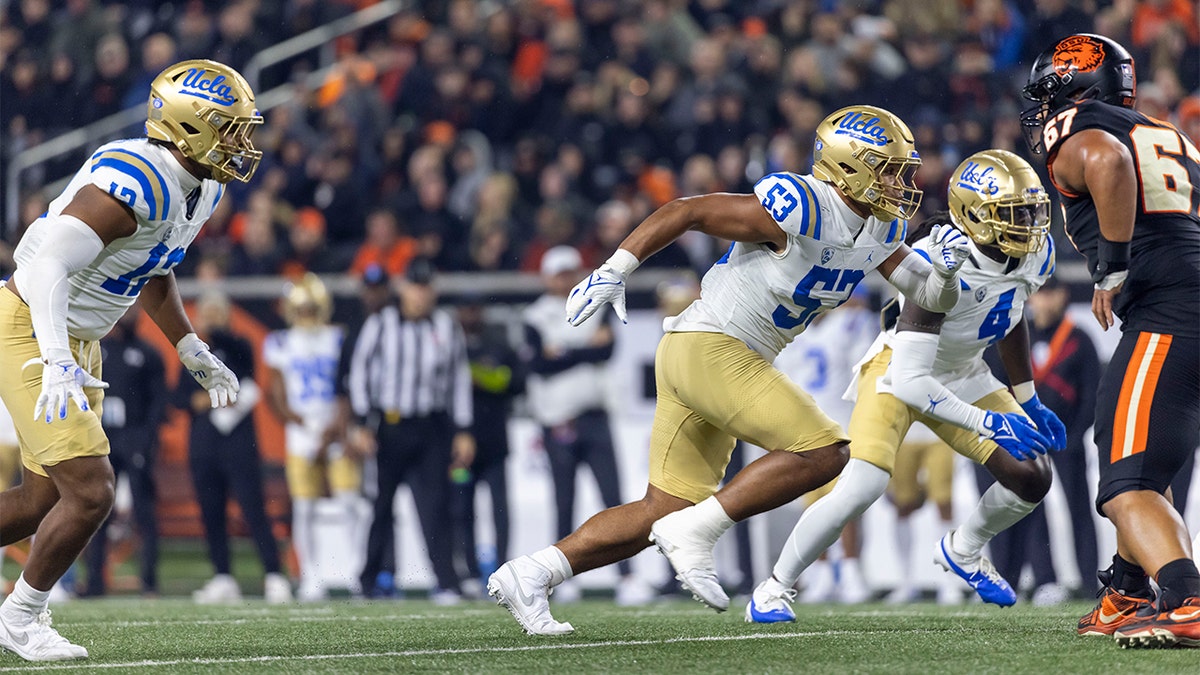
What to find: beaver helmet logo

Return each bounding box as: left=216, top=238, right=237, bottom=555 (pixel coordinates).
left=1052, top=35, right=1106, bottom=76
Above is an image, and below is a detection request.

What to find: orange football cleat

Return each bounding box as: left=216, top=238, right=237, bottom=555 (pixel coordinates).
left=1113, top=596, right=1200, bottom=648
left=1077, top=586, right=1155, bottom=636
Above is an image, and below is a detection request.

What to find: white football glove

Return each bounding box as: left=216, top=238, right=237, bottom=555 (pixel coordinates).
left=31, top=348, right=108, bottom=423
left=928, top=223, right=971, bottom=278
left=177, top=333, right=240, bottom=408
left=565, top=265, right=628, bottom=326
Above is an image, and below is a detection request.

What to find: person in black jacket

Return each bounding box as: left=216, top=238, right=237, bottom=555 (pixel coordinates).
left=519, top=246, right=654, bottom=606
left=174, top=291, right=291, bottom=605
left=82, top=307, right=165, bottom=597
left=1026, top=276, right=1101, bottom=595
left=449, top=298, right=524, bottom=595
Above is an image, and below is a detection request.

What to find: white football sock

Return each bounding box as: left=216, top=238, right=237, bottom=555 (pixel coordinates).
left=694, top=496, right=736, bottom=539
left=772, top=459, right=890, bottom=586
left=952, top=483, right=1038, bottom=562
left=893, top=515, right=913, bottom=579
left=292, top=498, right=317, bottom=583
left=530, top=546, right=573, bottom=586
left=1, top=574, right=50, bottom=619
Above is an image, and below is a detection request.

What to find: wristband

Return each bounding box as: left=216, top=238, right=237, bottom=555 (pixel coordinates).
left=604, top=249, right=640, bottom=278
left=1091, top=235, right=1130, bottom=284
left=1012, top=381, right=1036, bottom=404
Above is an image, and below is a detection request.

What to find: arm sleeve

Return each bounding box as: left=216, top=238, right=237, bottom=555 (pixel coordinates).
left=890, top=330, right=988, bottom=434
left=884, top=249, right=960, bottom=314
left=20, top=214, right=105, bottom=360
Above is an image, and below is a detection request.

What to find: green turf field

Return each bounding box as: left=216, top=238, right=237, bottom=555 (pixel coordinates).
left=1, top=597, right=1196, bottom=673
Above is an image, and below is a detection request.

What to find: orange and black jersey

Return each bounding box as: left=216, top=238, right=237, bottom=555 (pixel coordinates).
left=1044, top=100, right=1200, bottom=337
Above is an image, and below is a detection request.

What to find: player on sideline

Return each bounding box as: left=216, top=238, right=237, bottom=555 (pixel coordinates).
left=745, top=150, right=1064, bottom=623
left=264, top=274, right=362, bottom=602
left=488, top=105, right=1042, bottom=636
left=1020, top=33, right=1200, bottom=648
left=0, top=59, right=259, bottom=661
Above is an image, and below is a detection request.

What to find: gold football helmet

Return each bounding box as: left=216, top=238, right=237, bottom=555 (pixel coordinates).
left=145, top=59, right=263, bottom=183
left=283, top=273, right=333, bottom=328
left=812, top=105, right=923, bottom=221
left=948, top=149, right=1050, bottom=257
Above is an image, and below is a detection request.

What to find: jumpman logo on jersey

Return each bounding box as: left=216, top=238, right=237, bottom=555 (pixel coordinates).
left=866, top=252, right=874, bottom=264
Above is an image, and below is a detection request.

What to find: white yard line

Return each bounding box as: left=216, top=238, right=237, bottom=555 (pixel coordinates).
left=0, top=630, right=886, bottom=671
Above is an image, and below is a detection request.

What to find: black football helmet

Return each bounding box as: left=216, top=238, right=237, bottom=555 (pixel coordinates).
left=1020, top=33, right=1136, bottom=153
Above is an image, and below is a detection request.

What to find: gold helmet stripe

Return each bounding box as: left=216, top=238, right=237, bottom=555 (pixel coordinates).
left=90, top=149, right=171, bottom=220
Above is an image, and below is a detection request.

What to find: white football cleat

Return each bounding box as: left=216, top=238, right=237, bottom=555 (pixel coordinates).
left=745, top=580, right=797, bottom=624
left=553, top=580, right=582, bottom=604
left=192, top=574, right=242, bottom=604
left=615, top=575, right=656, bottom=607
left=649, top=510, right=729, bottom=612
left=835, top=559, right=871, bottom=604
left=0, top=609, right=88, bottom=661
left=264, top=573, right=293, bottom=604
left=487, top=557, right=574, bottom=636
left=885, top=585, right=920, bottom=605
left=800, top=559, right=836, bottom=604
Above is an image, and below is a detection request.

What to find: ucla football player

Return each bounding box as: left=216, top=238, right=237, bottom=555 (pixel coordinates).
left=487, top=106, right=1047, bottom=636
left=746, top=149, right=1065, bottom=623
left=0, top=60, right=259, bottom=661
left=264, top=274, right=363, bottom=602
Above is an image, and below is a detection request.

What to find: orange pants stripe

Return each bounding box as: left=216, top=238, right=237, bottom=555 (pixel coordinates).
left=1111, top=332, right=1172, bottom=464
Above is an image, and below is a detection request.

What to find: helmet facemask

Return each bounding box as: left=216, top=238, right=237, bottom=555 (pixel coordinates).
left=201, top=109, right=263, bottom=183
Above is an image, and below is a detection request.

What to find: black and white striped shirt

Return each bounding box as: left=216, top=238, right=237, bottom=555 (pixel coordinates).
left=346, top=305, right=473, bottom=430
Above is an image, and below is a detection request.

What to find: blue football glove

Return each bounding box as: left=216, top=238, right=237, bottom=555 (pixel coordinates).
left=981, top=411, right=1051, bottom=461
left=1019, top=394, right=1067, bottom=452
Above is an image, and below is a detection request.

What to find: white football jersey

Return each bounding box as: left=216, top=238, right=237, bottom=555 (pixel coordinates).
left=13, top=138, right=224, bottom=341
left=664, top=173, right=907, bottom=360
left=868, top=234, right=1055, bottom=405
left=774, top=306, right=878, bottom=427
left=262, top=324, right=344, bottom=459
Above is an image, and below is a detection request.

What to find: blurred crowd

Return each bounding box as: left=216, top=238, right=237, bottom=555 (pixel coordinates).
left=3, top=0, right=1200, bottom=280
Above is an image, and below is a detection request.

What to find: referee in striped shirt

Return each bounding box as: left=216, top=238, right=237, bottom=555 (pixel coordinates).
left=347, top=257, right=475, bottom=603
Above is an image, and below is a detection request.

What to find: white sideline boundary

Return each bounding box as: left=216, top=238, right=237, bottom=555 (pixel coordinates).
left=0, top=630, right=906, bottom=671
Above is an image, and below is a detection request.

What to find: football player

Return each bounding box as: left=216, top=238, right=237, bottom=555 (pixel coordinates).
left=263, top=273, right=362, bottom=602
left=0, top=59, right=258, bottom=661
left=1021, top=33, right=1200, bottom=647
left=746, top=150, right=1064, bottom=623
left=487, top=105, right=1045, bottom=636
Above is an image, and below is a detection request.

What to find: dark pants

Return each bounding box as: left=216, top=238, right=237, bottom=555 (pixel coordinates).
left=360, top=415, right=459, bottom=594
left=973, top=467, right=1054, bottom=591
left=188, top=423, right=281, bottom=576
left=543, top=409, right=630, bottom=577
left=84, top=428, right=159, bottom=595
left=449, top=444, right=509, bottom=580
left=1049, top=443, right=1099, bottom=592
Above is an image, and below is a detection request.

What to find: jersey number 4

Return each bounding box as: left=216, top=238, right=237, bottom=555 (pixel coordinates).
left=101, top=241, right=185, bottom=296
left=978, top=288, right=1017, bottom=345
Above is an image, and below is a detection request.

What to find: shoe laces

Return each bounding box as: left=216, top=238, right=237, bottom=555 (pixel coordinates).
left=977, top=558, right=1005, bottom=585
left=32, top=610, right=71, bottom=647
left=776, top=589, right=797, bottom=605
